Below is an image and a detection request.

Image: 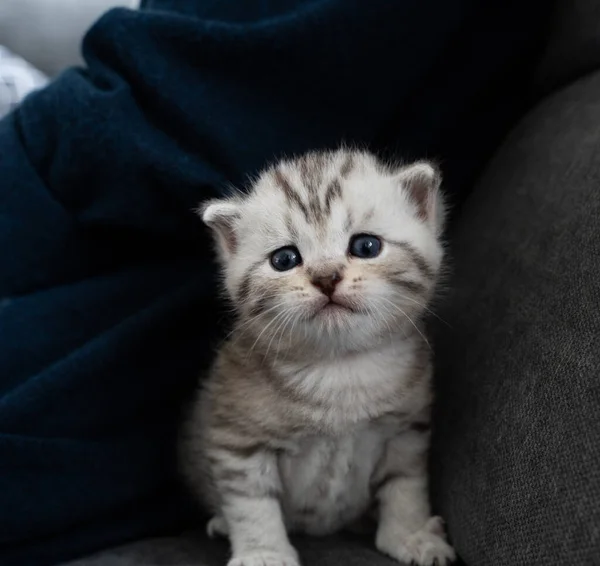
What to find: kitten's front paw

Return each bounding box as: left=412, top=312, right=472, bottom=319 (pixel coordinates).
left=228, top=551, right=300, bottom=566
left=376, top=517, right=456, bottom=566
left=207, top=515, right=229, bottom=538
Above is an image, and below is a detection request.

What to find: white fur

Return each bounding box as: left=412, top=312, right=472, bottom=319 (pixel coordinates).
left=185, top=150, right=455, bottom=566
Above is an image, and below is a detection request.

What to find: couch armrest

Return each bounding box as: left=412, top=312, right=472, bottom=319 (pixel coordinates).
left=431, top=66, right=600, bottom=566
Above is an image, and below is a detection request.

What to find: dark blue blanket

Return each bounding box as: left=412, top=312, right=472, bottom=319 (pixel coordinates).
left=0, top=1, right=550, bottom=564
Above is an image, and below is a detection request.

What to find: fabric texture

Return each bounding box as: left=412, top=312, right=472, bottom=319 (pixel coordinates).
left=61, top=531, right=404, bottom=566
left=430, top=69, right=600, bottom=565
left=0, top=1, right=551, bottom=565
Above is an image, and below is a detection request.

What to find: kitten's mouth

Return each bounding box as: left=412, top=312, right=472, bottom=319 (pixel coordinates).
left=323, top=301, right=349, bottom=311
left=315, top=297, right=356, bottom=316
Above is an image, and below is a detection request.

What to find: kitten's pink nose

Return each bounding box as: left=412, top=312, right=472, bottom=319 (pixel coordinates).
left=311, top=271, right=343, bottom=297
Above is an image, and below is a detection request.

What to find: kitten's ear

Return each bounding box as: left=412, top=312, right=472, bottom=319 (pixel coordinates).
left=198, top=199, right=242, bottom=260
left=395, top=161, right=445, bottom=234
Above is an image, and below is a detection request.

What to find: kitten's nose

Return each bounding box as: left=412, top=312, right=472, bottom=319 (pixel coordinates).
left=311, top=271, right=343, bottom=297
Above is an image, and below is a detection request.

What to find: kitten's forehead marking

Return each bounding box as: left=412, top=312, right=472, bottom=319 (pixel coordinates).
left=270, top=153, right=354, bottom=231
left=285, top=214, right=299, bottom=242
left=343, top=212, right=352, bottom=234
left=339, top=154, right=354, bottom=179
left=297, top=152, right=326, bottom=193
left=273, top=169, right=311, bottom=224
left=323, top=179, right=342, bottom=217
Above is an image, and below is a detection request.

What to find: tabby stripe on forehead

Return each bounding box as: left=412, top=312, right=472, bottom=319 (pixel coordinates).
left=339, top=154, right=354, bottom=178
left=387, top=240, right=435, bottom=280
left=274, top=169, right=311, bottom=223
left=285, top=214, right=299, bottom=241
left=308, top=152, right=328, bottom=184
left=344, top=211, right=354, bottom=233
left=299, top=156, right=323, bottom=194
left=324, top=178, right=342, bottom=216
left=308, top=194, right=322, bottom=224
left=299, top=159, right=311, bottom=188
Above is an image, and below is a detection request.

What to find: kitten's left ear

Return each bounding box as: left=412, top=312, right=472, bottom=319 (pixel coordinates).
left=198, top=198, right=242, bottom=261
left=395, top=161, right=445, bottom=234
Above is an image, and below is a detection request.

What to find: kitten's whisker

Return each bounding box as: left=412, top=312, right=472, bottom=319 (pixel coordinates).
left=279, top=309, right=299, bottom=353
left=372, top=299, right=405, bottom=342
left=394, top=293, right=451, bottom=328
left=226, top=299, right=289, bottom=344
left=240, top=300, right=285, bottom=326
left=376, top=300, right=409, bottom=341
left=247, top=309, right=291, bottom=358
left=274, top=309, right=298, bottom=364
left=377, top=296, right=431, bottom=350
left=368, top=301, right=393, bottom=344
left=265, top=308, right=296, bottom=363
left=287, top=310, right=300, bottom=350
left=271, top=309, right=294, bottom=356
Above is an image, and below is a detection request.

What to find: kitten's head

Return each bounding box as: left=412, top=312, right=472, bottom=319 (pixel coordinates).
left=201, top=150, right=445, bottom=356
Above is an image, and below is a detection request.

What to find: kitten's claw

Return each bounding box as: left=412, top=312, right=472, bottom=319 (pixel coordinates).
left=228, top=552, right=300, bottom=566
left=206, top=515, right=229, bottom=538
left=376, top=516, right=456, bottom=566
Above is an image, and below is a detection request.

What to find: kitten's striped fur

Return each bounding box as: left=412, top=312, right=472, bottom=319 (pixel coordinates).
left=181, top=149, right=455, bottom=566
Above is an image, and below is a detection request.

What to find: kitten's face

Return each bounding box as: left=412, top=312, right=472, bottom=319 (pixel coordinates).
left=202, top=150, right=445, bottom=356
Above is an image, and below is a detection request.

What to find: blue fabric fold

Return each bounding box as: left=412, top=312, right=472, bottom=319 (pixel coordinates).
left=0, top=0, right=550, bottom=564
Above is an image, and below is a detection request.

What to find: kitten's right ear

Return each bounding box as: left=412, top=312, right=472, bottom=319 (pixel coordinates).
left=395, top=161, right=445, bottom=235
left=198, top=199, right=241, bottom=260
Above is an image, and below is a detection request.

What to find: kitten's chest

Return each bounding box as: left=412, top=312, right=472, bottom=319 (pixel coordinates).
left=281, top=342, right=424, bottom=431
left=278, top=419, right=397, bottom=536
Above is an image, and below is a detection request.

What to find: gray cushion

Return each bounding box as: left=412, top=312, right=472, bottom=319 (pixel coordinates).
left=62, top=531, right=399, bottom=566
left=430, top=68, right=600, bottom=564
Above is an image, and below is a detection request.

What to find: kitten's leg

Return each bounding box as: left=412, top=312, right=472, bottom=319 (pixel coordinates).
left=373, top=427, right=455, bottom=566
left=213, top=448, right=299, bottom=566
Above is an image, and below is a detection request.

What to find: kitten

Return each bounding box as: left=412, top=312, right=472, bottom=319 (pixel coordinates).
left=180, top=149, right=455, bottom=566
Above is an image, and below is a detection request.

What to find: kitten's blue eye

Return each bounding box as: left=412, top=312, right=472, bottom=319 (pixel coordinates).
left=349, top=234, right=382, bottom=259
left=270, top=246, right=302, bottom=272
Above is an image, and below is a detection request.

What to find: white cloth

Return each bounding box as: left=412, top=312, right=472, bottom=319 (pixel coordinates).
left=0, top=46, right=48, bottom=119
left=0, top=0, right=140, bottom=77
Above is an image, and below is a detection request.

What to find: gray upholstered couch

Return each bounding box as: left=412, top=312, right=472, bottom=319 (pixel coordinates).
left=63, top=0, right=599, bottom=564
